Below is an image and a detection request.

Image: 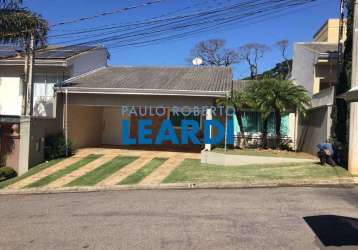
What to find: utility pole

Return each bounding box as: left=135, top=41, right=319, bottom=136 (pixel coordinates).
left=25, top=33, right=35, bottom=116
left=22, top=41, right=29, bottom=115
left=348, top=0, right=358, bottom=174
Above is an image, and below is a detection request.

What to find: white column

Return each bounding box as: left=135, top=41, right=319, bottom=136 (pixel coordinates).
left=348, top=0, right=358, bottom=175
left=349, top=103, right=358, bottom=174
left=205, top=108, right=212, bottom=151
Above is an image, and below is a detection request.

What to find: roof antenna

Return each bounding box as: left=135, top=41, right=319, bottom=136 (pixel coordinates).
left=192, top=57, right=203, bottom=67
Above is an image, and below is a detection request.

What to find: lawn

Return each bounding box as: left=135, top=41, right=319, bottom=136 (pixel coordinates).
left=67, top=156, right=138, bottom=187
left=0, top=158, right=65, bottom=189
left=213, top=148, right=316, bottom=159
left=119, top=157, right=168, bottom=185
left=26, top=154, right=102, bottom=188
left=163, top=159, right=351, bottom=183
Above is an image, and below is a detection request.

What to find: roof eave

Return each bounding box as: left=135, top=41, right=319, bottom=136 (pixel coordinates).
left=55, top=87, right=230, bottom=98
left=0, top=59, right=67, bottom=67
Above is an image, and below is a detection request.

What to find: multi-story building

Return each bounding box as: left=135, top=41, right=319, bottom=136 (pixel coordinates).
left=0, top=45, right=109, bottom=174
left=291, top=18, right=346, bottom=154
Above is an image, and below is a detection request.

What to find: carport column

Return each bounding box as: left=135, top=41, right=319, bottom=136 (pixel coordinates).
left=18, top=116, right=30, bottom=175
left=65, top=89, right=69, bottom=156
left=205, top=108, right=212, bottom=151
left=349, top=0, right=358, bottom=175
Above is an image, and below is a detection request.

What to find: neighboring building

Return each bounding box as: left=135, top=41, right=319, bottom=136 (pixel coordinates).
left=291, top=18, right=345, bottom=154
left=0, top=45, right=109, bottom=174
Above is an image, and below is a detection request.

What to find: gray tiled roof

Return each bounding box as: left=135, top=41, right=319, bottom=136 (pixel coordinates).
left=233, top=80, right=251, bottom=92
left=63, top=66, right=232, bottom=94
left=301, top=43, right=338, bottom=54
left=0, top=45, right=100, bottom=59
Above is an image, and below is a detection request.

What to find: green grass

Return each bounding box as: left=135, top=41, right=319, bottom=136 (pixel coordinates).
left=66, top=156, right=138, bottom=187
left=0, top=158, right=66, bottom=189
left=213, top=148, right=316, bottom=159
left=163, top=159, right=351, bottom=183
left=26, top=154, right=102, bottom=188
left=119, top=157, right=168, bottom=185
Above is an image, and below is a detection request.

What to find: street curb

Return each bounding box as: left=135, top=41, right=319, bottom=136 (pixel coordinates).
left=0, top=178, right=356, bottom=195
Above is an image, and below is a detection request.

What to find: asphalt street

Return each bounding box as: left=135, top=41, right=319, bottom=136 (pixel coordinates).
left=0, top=187, right=357, bottom=250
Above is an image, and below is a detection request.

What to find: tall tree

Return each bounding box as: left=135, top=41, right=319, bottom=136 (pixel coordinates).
left=331, top=0, right=353, bottom=165
left=189, top=39, right=239, bottom=66
left=239, top=43, right=270, bottom=80
left=0, top=0, right=48, bottom=115
left=275, top=39, right=291, bottom=75
left=248, top=78, right=311, bottom=149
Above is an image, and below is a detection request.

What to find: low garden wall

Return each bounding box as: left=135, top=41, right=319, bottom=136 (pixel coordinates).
left=201, top=150, right=316, bottom=166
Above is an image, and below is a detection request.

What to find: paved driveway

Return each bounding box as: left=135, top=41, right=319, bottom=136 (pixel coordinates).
left=0, top=187, right=357, bottom=249
left=6, top=148, right=200, bottom=190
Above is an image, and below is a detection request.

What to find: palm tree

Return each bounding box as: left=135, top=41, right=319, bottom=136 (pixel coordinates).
left=217, top=90, right=251, bottom=148
left=0, top=1, right=48, bottom=45
left=248, top=78, right=311, bottom=149
left=1, top=0, right=48, bottom=115
left=246, top=82, right=272, bottom=148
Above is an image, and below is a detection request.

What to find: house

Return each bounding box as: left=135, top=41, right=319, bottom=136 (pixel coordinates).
left=0, top=45, right=109, bottom=174
left=57, top=66, right=232, bottom=150
left=291, top=18, right=345, bottom=154
left=0, top=45, right=232, bottom=175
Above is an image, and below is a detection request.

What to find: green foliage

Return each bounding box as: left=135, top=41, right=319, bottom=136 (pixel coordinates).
left=0, top=167, right=17, bottom=181
left=331, top=0, right=354, bottom=164
left=0, top=0, right=48, bottom=46
left=217, top=90, right=252, bottom=148
left=44, top=133, right=72, bottom=160
left=247, top=78, right=311, bottom=119
left=247, top=78, right=311, bottom=148
left=242, top=59, right=292, bottom=80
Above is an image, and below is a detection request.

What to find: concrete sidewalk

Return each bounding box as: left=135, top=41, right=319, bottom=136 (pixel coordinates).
left=0, top=177, right=356, bottom=195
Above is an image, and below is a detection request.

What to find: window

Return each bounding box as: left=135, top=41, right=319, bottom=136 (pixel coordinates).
left=237, top=111, right=289, bottom=136
left=33, top=73, right=64, bottom=118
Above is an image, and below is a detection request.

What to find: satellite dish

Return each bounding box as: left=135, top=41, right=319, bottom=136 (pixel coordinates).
left=192, top=57, right=203, bottom=66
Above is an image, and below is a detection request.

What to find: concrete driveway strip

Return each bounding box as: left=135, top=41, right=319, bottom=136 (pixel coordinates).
left=96, top=156, right=154, bottom=187
left=6, top=155, right=87, bottom=190
left=45, top=155, right=117, bottom=188
left=139, top=156, right=185, bottom=185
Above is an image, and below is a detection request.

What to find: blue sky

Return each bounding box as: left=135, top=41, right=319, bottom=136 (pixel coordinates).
left=24, top=0, right=340, bottom=79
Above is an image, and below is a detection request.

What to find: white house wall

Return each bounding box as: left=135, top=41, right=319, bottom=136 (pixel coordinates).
left=67, top=48, right=108, bottom=77
left=0, top=77, right=22, bottom=116
left=291, top=44, right=316, bottom=96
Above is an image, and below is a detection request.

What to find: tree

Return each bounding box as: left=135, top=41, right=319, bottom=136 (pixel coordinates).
left=217, top=90, right=251, bottom=148
left=248, top=78, right=311, bottom=149
left=189, top=39, right=239, bottom=66
left=239, top=43, right=270, bottom=80
left=0, top=0, right=47, bottom=45
left=0, top=0, right=48, bottom=115
left=275, top=39, right=291, bottom=74
left=242, top=60, right=292, bottom=80
left=331, top=0, right=353, bottom=165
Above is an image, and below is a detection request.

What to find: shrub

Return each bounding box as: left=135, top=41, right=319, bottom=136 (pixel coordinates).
left=0, top=167, right=17, bottom=181
left=44, top=133, right=72, bottom=160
